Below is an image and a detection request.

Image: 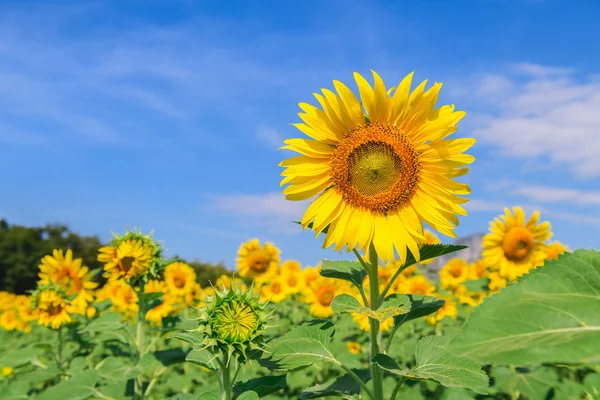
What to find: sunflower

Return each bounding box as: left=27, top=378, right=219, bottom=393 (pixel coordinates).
left=280, top=260, right=302, bottom=274
left=109, top=280, right=139, bottom=320
left=144, top=280, right=175, bottom=326
left=259, top=277, right=288, bottom=303
left=280, top=71, right=474, bottom=263
left=545, top=241, right=569, bottom=260
left=418, top=230, right=441, bottom=265
left=425, top=297, right=457, bottom=325
left=396, top=274, right=436, bottom=296
left=303, top=265, right=321, bottom=288
left=352, top=312, right=394, bottom=332
left=236, top=239, right=280, bottom=281
left=0, top=309, right=17, bottom=331
left=38, top=249, right=98, bottom=314
left=468, top=259, right=488, bottom=280
left=1, top=367, right=13, bottom=377
left=215, top=275, right=248, bottom=292
left=99, top=239, right=153, bottom=281
left=439, top=258, right=470, bottom=289
left=488, top=271, right=508, bottom=292
left=482, top=207, right=552, bottom=281
left=164, top=261, right=197, bottom=298
left=35, top=289, right=74, bottom=329
left=347, top=341, right=362, bottom=355
left=304, top=276, right=345, bottom=318
left=282, top=269, right=305, bottom=295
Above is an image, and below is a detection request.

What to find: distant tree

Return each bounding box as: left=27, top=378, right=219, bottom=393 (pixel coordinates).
left=0, top=219, right=104, bottom=294
left=187, top=259, right=231, bottom=287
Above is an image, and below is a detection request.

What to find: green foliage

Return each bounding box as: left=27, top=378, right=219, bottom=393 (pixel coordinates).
left=0, top=219, right=104, bottom=293
left=375, top=336, right=489, bottom=394
left=393, top=295, right=445, bottom=326
left=320, top=260, right=367, bottom=287
left=233, top=375, right=287, bottom=398
left=332, top=293, right=411, bottom=321
left=449, top=250, right=600, bottom=365
left=300, top=369, right=370, bottom=399
left=188, top=259, right=231, bottom=287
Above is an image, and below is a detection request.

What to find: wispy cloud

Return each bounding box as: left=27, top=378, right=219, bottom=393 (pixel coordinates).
left=510, top=185, right=600, bottom=207
left=207, top=192, right=308, bottom=234
left=255, top=124, right=284, bottom=149
left=464, top=63, right=600, bottom=178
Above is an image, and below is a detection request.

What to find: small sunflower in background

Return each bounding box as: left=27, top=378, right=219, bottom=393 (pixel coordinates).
left=347, top=341, right=362, bottom=355
left=352, top=312, right=394, bottom=332
left=259, top=276, right=287, bottom=303
left=144, top=280, right=175, bottom=327
left=439, top=258, right=470, bottom=289
left=302, top=265, right=321, bottom=288
left=38, top=249, right=98, bottom=314
left=108, top=280, right=139, bottom=320
left=280, top=70, right=474, bottom=263
left=98, top=228, right=162, bottom=282
left=236, top=239, right=280, bottom=282
left=396, top=274, right=436, bottom=296
left=164, top=261, right=197, bottom=298
left=281, top=268, right=305, bottom=295
left=468, top=259, right=488, bottom=280
left=426, top=297, right=457, bottom=325
left=280, top=259, right=301, bottom=274
left=31, top=285, right=76, bottom=330
left=482, top=207, right=552, bottom=281
left=304, top=276, right=343, bottom=318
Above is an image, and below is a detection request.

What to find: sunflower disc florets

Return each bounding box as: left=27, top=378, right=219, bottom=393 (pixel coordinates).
left=192, top=281, right=269, bottom=363
left=30, top=283, right=76, bottom=330
left=97, top=228, right=164, bottom=282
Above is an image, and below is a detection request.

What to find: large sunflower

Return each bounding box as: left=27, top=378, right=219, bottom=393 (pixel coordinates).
left=38, top=249, right=98, bottom=314
left=280, top=71, right=474, bottom=263
left=236, top=239, right=280, bottom=281
left=482, top=207, right=552, bottom=281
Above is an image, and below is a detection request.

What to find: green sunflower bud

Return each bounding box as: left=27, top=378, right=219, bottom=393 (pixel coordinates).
left=186, top=280, right=270, bottom=363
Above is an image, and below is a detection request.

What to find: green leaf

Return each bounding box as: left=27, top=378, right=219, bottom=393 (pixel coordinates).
left=374, top=336, right=488, bottom=394
left=79, top=312, right=125, bottom=334
left=268, top=319, right=338, bottom=371
left=37, top=369, right=101, bottom=400
left=185, top=348, right=219, bottom=370
left=196, top=393, right=220, bottom=400
left=448, top=250, right=600, bottom=365
left=412, top=244, right=468, bottom=266
left=237, top=391, right=259, bottom=400
left=153, top=348, right=187, bottom=366
left=331, top=293, right=410, bottom=322
left=492, top=366, right=557, bottom=400
left=233, top=375, right=286, bottom=398
left=584, top=373, right=600, bottom=397
left=300, top=369, right=371, bottom=399
left=393, top=295, right=445, bottom=326
left=170, top=332, right=203, bottom=346
left=0, top=346, right=41, bottom=368
left=95, top=357, right=144, bottom=382
left=320, top=260, right=367, bottom=287
left=461, top=278, right=490, bottom=292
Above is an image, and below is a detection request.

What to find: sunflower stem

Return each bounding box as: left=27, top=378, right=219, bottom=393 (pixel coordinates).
left=134, top=280, right=146, bottom=400
left=390, top=376, right=407, bottom=400
left=367, top=243, right=385, bottom=400
left=353, top=248, right=371, bottom=274
left=222, top=354, right=232, bottom=400
left=56, top=326, right=64, bottom=375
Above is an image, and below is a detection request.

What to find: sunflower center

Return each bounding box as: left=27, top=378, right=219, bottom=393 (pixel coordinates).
left=331, top=122, right=421, bottom=212
left=412, top=283, right=427, bottom=294
left=502, top=227, right=535, bottom=261
left=173, top=274, right=186, bottom=289
left=248, top=251, right=269, bottom=273
left=213, top=300, right=258, bottom=343
left=317, top=287, right=334, bottom=306
left=287, top=276, right=298, bottom=287
left=271, top=282, right=282, bottom=294
left=120, top=256, right=136, bottom=273
left=449, top=265, right=464, bottom=278
left=46, top=303, right=65, bottom=317
left=56, top=268, right=83, bottom=294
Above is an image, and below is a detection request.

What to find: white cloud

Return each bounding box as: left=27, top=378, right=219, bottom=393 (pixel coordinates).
left=255, top=124, right=284, bottom=149
left=470, top=63, right=600, bottom=178
left=208, top=192, right=308, bottom=234
left=510, top=185, right=600, bottom=207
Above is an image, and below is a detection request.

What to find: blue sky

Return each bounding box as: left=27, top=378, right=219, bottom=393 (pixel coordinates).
left=1, top=0, right=599, bottom=268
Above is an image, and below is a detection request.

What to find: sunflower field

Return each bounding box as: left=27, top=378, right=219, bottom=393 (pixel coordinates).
left=1, top=72, right=599, bottom=400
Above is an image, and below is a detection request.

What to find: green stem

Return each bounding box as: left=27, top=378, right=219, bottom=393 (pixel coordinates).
left=222, top=354, right=232, bottom=400
left=134, top=280, right=146, bottom=400
left=379, top=261, right=411, bottom=307
left=367, top=244, right=385, bottom=400
left=56, top=326, right=64, bottom=375
left=385, top=323, right=402, bottom=354
left=340, top=364, right=375, bottom=399
left=390, top=376, right=407, bottom=400
left=353, top=248, right=371, bottom=274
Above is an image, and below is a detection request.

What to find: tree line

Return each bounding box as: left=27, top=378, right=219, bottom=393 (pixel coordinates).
left=0, top=219, right=230, bottom=294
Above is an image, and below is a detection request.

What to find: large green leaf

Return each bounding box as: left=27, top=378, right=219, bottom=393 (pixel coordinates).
left=79, top=312, right=125, bottom=334
left=237, top=391, right=259, bottom=400
left=492, top=366, right=557, bottom=400
left=37, top=369, right=101, bottom=400
left=233, top=375, right=286, bottom=398
left=449, top=250, right=600, bottom=365
left=185, top=348, right=219, bottom=370
left=393, top=295, right=445, bottom=326
left=0, top=346, right=41, bottom=368
left=410, top=244, right=468, bottom=266
left=268, top=319, right=338, bottom=371
left=95, top=357, right=143, bottom=382
left=331, top=293, right=410, bottom=322
left=320, top=260, right=367, bottom=287
left=374, top=336, right=488, bottom=394
left=583, top=373, right=600, bottom=398
left=300, top=369, right=371, bottom=399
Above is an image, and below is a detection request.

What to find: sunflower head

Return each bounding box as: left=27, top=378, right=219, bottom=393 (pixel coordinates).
left=189, top=281, right=270, bottom=362
left=280, top=71, right=474, bottom=263
left=98, top=228, right=163, bottom=282
left=164, top=261, right=197, bottom=297
left=31, top=283, right=75, bottom=330
left=236, top=239, right=280, bottom=281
